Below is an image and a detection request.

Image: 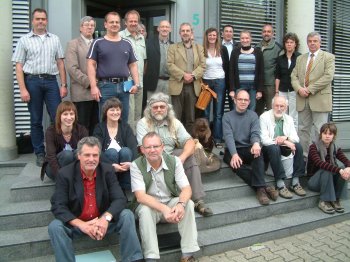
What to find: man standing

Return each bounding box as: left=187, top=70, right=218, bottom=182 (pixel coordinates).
left=221, top=24, right=238, bottom=111
left=291, top=32, right=335, bottom=157
left=223, top=90, right=278, bottom=205
left=260, top=96, right=306, bottom=198
left=65, top=16, right=98, bottom=135
left=12, top=8, right=67, bottom=167
left=255, top=24, right=282, bottom=116
left=87, top=11, right=140, bottom=123
left=130, top=132, right=199, bottom=262
left=48, top=136, right=143, bottom=262
left=167, top=23, right=206, bottom=132
left=137, top=92, right=212, bottom=216
left=143, top=20, right=173, bottom=99
left=119, top=10, right=147, bottom=130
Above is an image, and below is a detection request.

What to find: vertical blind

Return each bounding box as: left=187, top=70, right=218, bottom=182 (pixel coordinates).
left=12, top=0, right=31, bottom=135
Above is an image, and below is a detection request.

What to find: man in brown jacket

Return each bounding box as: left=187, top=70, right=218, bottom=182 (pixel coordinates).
left=167, top=23, right=206, bottom=132
left=65, top=16, right=98, bottom=135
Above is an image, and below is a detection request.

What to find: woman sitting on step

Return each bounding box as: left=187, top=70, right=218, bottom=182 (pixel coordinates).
left=307, top=122, right=350, bottom=214
left=41, top=101, right=88, bottom=181
left=93, top=97, right=138, bottom=190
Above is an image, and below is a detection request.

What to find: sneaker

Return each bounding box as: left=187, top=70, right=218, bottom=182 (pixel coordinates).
left=331, top=200, right=344, bottom=213
left=318, top=201, right=335, bottom=214
left=265, top=186, right=278, bottom=201
left=180, top=256, right=196, bottom=262
left=36, top=153, right=45, bottom=167
left=279, top=187, right=293, bottom=199
left=290, top=183, right=306, bottom=197
left=256, top=188, right=270, bottom=205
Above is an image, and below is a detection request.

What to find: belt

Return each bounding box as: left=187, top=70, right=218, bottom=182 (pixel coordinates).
left=25, top=74, right=56, bottom=79
left=158, top=76, right=170, bottom=80
left=99, top=77, right=128, bottom=84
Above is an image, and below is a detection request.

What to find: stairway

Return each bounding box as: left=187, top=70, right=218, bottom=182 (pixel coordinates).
left=0, top=154, right=349, bottom=262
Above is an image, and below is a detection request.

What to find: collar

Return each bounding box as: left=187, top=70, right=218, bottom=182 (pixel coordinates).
left=159, top=37, right=169, bottom=44
left=81, top=168, right=97, bottom=181
left=146, top=155, right=169, bottom=172
left=122, top=28, right=143, bottom=40
left=81, top=34, right=92, bottom=45
left=29, top=30, right=50, bottom=37
left=222, top=40, right=233, bottom=46
left=182, top=42, right=193, bottom=49
left=309, top=49, right=320, bottom=58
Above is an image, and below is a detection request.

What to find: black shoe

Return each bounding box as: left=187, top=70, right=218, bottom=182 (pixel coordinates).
left=36, top=153, right=45, bottom=167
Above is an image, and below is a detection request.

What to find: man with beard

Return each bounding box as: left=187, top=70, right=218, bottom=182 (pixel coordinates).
left=136, top=92, right=212, bottom=216
left=167, top=23, right=206, bottom=132
left=48, top=137, right=143, bottom=262
left=260, top=96, right=306, bottom=198
left=255, top=24, right=282, bottom=116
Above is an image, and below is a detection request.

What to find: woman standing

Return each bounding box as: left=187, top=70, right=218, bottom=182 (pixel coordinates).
left=41, top=101, right=88, bottom=181
left=275, top=33, right=301, bottom=128
left=229, top=30, right=264, bottom=111
left=202, top=28, right=226, bottom=147
left=93, top=97, right=138, bottom=190
left=307, top=122, right=350, bottom=214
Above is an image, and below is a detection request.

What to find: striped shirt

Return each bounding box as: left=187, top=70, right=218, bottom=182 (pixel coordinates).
left=238, top=53, right=255, bottom=88
left=12, top=31, right=64, bottom=75
left=307, top=143, right=350, bottom=175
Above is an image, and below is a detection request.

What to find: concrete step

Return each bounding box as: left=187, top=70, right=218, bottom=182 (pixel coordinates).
left=198, top=201, right=350, bottom=257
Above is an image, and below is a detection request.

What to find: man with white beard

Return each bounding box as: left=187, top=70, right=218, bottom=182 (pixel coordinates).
left=260, top=96, right=306, bottom=199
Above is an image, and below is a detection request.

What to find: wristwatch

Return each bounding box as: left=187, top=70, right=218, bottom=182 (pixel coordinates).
left=177, top=201, right=186, bottom=208
left=103, top=214, right=112, bottom=222
left=61, top=83, right=67, bottom=87
left=135, top=84, right=141, bottom=88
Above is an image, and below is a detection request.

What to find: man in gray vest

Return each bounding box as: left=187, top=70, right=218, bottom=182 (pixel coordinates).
left=130, top=132, right=199, bottom=262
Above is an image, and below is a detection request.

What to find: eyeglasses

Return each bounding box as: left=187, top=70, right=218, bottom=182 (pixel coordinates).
left=152, top=105, right=166, bottom=110
left=236, top=98, right=249, bottom=102
left=142, top=145, right=162, bottom=150
left=82, top=23, right=95, bottom=28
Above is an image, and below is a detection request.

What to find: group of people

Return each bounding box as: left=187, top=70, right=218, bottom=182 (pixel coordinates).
left=12, top=7, right=349, bottom=262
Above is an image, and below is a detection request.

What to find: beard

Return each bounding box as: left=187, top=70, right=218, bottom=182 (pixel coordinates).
left=151, top=112, right=167, bottom=121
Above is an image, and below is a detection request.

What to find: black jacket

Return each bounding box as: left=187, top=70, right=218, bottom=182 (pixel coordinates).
left=275, top=51, right=301, bottom=92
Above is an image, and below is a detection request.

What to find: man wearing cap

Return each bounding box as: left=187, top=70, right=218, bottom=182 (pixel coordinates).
left=136, top=92, right=212, bottom=216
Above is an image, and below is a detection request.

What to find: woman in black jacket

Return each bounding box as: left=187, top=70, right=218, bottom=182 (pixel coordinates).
left=93, top=97, right=138, bottom=190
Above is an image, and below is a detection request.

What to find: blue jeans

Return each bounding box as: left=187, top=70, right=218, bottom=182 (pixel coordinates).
left=25, top=75, right=61, bottom=155
left=98, top=81, right=130, bottom=122
left=102, top=147, right=133, bottom=190
left=203, top=78, right=225, bottom=143
left=46, top=150, right=76, bottom=180
left=48, top=209, right=143, bottom=262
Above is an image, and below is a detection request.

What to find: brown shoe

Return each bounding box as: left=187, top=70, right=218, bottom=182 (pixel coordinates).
left=266, top=186, right=279, bottom=201
left=331, top=200, right=344, bottom=213
left=318, top=201, right=335, bottom=214
left=256, top=188, right=270, bottom=205
left=194, top=200, right=213, bottom=217
left=290, top=183, right=306, bottom=197
left=180, top=256, right=196, bottom=262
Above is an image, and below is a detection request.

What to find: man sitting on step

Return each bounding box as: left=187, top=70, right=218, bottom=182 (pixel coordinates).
left=260, top=96, right=306, bottom=199
left=130, top=132, right=199, bottom=262
left=223, top=89, right=279, bottom=205
left=48, top=136, right=143, bottom=262
left=136, top=92, right=212, bottom=216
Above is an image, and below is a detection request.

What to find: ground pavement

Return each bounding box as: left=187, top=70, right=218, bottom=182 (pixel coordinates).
left=198, top=220, right=350, bottom=261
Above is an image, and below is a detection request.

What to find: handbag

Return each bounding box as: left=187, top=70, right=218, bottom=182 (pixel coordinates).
left=195, top=81, right=217, bottom=110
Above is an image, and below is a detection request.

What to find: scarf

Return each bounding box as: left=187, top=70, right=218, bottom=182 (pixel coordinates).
left=315, top=139, right=337, bottom=166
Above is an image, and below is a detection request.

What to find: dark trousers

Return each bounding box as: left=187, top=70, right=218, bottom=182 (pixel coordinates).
left=262, top=143, right=305, bottom=181
left=224, top=147, right=266, bottom=188
left=171, top=84, right=197, bottom=133
left=74, top=101, right=99, bottom=135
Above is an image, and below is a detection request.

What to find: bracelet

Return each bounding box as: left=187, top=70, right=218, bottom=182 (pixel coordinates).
left=177, top=201, right=186, bottom=208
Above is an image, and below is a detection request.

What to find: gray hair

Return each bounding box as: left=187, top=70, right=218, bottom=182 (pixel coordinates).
left=77, top=137, right=101, bottom=155
left=179, top=22, right=193, bottom=33
left=272, top=95, right=289, bottom=107
left=143, top=92, right=177, bottom=136
left=80, top=16, right=95, bottom=26
left=142, top=131, right=162, bottom=146
left=307, top=31, right=321, bottom=42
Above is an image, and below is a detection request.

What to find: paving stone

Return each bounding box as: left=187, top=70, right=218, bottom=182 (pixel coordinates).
left=318, top=237, right=344, bottom=249
left=238, top=247, right=261, bottom=259
left=255, top=249, right=281, bottom=260
left=295, top=250, right=319, bottom=261
left=205, top=253, right=232, bottom=262
left=247, top=256, right=268, bottom=262
left=280, top=242, right=300, bottom=253
left=336, top=245, right=350, bottom=257
left=313, top=251, right=339, bottom=262
left=334, top=253, right=350, bottom=261
left=223, top=250, right=243, bottom=257
left=230, top=255, right=250, bottom=262
left=268, top=258, right=285, bottom=262
left=274, top=250, right=298, bottom=261
left=300, top=243, right=322, bottom=254
left=316, top=244, right=341, bottom=257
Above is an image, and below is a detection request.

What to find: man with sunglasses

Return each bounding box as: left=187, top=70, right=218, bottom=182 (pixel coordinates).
left=130, top=132, right=199, bottom=262
left=223, top=90, right=278, bottom=205
left=136, top=92, right=212, bottom=216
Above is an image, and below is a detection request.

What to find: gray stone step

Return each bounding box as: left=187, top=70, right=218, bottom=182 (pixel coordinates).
left=198, top=201, right=350, bottom=257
